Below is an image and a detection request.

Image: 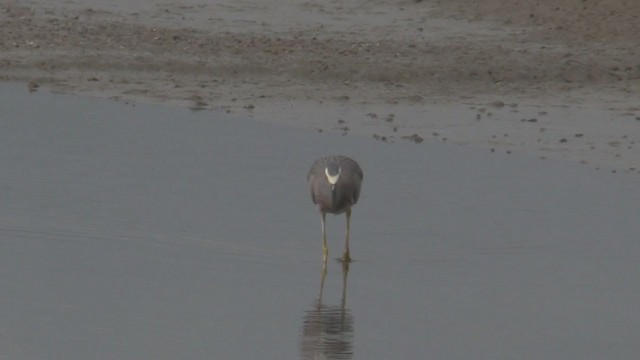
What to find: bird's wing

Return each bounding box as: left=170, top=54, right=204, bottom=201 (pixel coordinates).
left=308, top=173, right=317, bottom=204
left=307, top=158, right=326, bottom=204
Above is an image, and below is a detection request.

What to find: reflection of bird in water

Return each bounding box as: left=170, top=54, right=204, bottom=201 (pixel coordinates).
left=308, top=156, right=363, bottom=263
left=300, top=263, right=354, bottom=360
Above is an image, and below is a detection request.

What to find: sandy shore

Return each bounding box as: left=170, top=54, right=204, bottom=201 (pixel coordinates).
left=2, top=0, right=639, bottom=171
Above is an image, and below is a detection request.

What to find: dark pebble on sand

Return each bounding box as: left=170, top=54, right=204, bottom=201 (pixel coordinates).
left=28, top=81, right=39, bottom=92
left=401, top=133, right=424, bottom=144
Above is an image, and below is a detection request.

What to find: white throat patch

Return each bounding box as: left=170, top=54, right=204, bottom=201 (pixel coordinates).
left=325, top=167, right=341, bottom=185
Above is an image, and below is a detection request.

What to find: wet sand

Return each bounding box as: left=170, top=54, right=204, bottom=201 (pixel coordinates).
left=1, top=0, right=639, bottom=171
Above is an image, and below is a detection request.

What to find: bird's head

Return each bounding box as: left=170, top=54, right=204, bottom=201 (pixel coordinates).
left=324, top=162, right=341, bottom=193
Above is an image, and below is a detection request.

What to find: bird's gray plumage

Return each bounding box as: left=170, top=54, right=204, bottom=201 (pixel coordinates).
left=308, top=155, right=363, bottom=263
left=308, top=155, right=362, bottom=214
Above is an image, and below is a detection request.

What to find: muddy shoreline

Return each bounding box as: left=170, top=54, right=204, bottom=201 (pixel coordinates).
left=2, top=0, right=639, bottom=171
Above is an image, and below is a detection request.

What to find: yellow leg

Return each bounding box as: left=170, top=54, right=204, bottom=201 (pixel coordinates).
left=341, top=260, right=350, bottom=308
left=318, top=261, right=327, bottom=306
left=321, top=212, right=328, bottom=263
left=343, top=208, right=352, bottom=262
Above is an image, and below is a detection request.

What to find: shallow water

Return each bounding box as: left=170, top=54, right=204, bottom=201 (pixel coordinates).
left=1, top=83, right=639, bottom=359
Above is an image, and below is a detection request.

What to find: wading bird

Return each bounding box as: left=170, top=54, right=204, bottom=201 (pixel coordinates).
left=308, top=156, right=363, bottom=263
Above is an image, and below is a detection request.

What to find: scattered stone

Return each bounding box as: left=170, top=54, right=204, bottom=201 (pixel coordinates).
left=489, top=100, right=505, bottom=108
left=243, top=104, right=255, bottom=110
left=574, top=133, right=584, bottom=137
left=337, top=119, right=345, bottom=124
left=401, top=133, right=424, bottom=144
left=366, top=112, right=378, bottom=119
left=385, top=114, right=395, bottom=122
left=559, top=138, right=568, bottom=143
left=27, top=81, right=39, bottom=93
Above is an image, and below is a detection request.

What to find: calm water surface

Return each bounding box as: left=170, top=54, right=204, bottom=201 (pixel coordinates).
left=1, top=83, right=639, bottom=359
